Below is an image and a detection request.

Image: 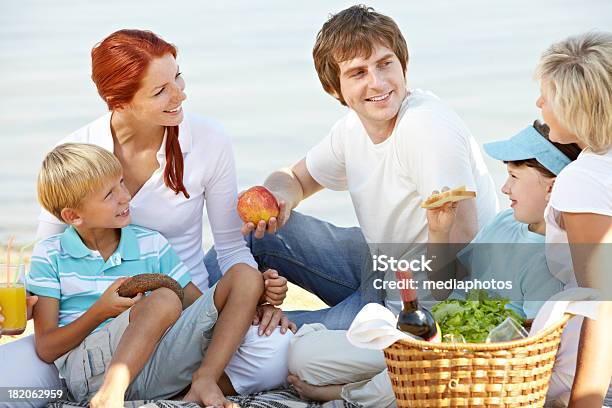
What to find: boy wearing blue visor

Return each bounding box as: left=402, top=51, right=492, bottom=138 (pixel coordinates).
left=427, top=121, right=582, bottom=318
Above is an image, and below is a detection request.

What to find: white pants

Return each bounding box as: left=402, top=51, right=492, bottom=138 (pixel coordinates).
left=0, top=335, right=62, bottom=408
left=288, top=324, right=396, bottom=408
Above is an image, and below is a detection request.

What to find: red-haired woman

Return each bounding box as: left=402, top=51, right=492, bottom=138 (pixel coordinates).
left=0, top=29, right=292, bottom=408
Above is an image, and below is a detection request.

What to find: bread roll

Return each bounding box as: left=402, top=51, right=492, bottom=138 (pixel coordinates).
left=118, top=273, right=184, bottom=302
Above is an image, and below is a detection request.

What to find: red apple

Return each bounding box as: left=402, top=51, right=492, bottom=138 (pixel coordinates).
left=237, top=186, right=280, bottom=224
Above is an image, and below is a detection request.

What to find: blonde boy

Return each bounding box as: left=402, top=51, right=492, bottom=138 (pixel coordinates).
left=28, top=143, right=289, bottom=408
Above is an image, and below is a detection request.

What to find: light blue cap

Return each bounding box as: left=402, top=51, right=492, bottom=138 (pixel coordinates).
left=483, top=125, right=571, bottom=175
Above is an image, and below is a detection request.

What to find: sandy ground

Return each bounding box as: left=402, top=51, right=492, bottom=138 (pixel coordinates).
left=0, top=282, right=326, bottom=346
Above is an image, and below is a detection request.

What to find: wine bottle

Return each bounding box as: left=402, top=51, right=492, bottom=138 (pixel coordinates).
left=396, top=269, right=440, bottom=342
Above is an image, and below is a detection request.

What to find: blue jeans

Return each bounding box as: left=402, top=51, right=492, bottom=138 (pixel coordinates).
left=204, top=211, right=382, bottom=330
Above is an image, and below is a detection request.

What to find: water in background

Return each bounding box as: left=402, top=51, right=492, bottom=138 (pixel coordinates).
left=1, top=0, right=610, bottom=244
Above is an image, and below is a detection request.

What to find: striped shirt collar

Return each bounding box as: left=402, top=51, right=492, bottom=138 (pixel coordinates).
left=60, top=225, right=141, bottom=261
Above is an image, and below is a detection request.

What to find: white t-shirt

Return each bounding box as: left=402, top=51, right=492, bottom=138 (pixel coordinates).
left=544, top=148, right=612, bottom=400
left=306, top=89, right=498, bottom=311
left=306, top=89, right=498, bottom=245
left=36, top=112, right=257, bottom=290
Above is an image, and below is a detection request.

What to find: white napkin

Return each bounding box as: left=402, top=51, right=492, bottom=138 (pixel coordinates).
left=529, top=287, right=601, bottom=336
left=346, top=303, right=416, bottom=350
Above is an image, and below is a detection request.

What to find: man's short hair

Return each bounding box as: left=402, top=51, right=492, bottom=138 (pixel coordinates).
left=38, top=143, right=122, bottom=221
left=536, top=31, right=612, bottom=153
left=313, top=5, right=408, bottom=106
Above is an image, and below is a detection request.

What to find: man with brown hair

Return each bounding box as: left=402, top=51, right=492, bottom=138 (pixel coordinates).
left=206, top=5, right=497, bottom=330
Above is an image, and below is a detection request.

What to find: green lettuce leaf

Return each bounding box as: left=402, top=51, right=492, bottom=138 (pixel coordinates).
left=431, top=291, right=525, bottom=343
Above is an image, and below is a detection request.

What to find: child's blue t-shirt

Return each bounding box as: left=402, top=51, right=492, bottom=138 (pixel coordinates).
left=26, top=225, right=191, bottom=331
left=454, top=209, right=564, bottom=319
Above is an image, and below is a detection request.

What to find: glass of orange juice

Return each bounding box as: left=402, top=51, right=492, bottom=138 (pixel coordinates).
left=0, top=265, right=27, bottom=336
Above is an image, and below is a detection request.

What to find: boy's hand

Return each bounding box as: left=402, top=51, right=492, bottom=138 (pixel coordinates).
left=26, top=295, right=38, bottom=320
left=184, top=374, right=239, bottom=408
left=253, top=304, right=297, bottom=336
left=262, top=269, right=288, bottom=306
left=426, top=187, right=458, bottom=234
left=92, top=277, right=143, bottom=320
left=89, top=389, right=125, bottom=408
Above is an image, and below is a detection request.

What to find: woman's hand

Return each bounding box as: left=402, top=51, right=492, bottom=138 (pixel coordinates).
left=252, top=304, right=297, bottom=336
left=262, top=269, right=288, bottom=306
left=0, top=295, right=38, bottom=337
left=426, top=187, right=458, bottom=235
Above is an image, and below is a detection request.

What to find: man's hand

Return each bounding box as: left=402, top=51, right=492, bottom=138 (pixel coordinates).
left=241, top=159, right=322, bottom=239
left=426, top=187, right=458, bottom=235
left=253, top=304, right=297, bottom=336
left=91, top=277, right=142, bottom=320
left=261, top=269, right=288, bottom=306
left=240, top=192, right=292, bottom=239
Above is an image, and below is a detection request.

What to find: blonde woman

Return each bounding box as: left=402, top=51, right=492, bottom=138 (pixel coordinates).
left=535, top=31, right=612, bottom=407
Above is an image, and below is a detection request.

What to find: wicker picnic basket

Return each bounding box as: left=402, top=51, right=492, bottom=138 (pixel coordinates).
left=383, top=314, right=572, bottom=407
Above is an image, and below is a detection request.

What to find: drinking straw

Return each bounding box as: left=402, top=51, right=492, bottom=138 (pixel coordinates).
left=6, top=235, right=15, bottom=287
left=15, top=240, right=38, bottom=285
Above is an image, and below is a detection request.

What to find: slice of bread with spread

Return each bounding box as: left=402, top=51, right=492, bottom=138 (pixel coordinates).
left=421, top=185, right=477, bottom=209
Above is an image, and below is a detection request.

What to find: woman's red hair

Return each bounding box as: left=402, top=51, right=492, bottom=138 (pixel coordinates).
left=91, top=29, right=189, bottom=199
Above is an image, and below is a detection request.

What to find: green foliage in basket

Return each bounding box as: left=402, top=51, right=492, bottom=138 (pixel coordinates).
left=431, top=290, right=524, bottom=343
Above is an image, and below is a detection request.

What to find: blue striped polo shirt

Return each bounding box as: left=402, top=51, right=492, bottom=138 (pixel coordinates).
left=26, top=225, right=191, bottom=331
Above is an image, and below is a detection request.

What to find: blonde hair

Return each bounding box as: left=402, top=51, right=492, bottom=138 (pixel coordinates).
left=38, top=143, right=122, bottom=221
left=535, top=31, right=612, bottom=153
left=313, top=5, right=408, bottom=106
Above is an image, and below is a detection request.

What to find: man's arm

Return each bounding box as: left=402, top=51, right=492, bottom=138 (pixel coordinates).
left=265, top=158, right=323, bottom=207
left=563, top=212, right=612, bottom=408
left=246, top=158, right=324, bottom=238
